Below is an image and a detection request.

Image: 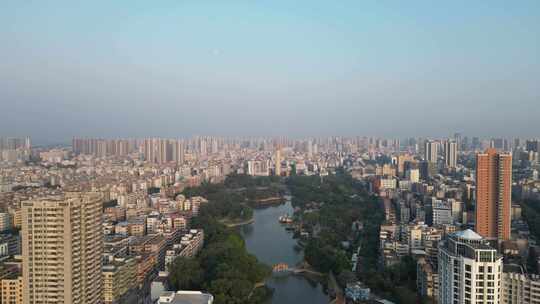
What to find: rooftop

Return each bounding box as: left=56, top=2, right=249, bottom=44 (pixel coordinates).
left=453, top=229, right=482, bottom=241
left=157, top=291, right=213, bottom=304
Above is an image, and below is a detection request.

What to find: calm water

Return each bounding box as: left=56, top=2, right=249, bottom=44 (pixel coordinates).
left=239, top=200, right=329, bottom=304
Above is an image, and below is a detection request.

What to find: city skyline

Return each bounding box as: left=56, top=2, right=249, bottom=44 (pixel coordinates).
left=4, top=134, right=540, bottom=148
left=1, top=130, right=540, bottom=304
left=1, top=1, right=539, bottom=143
left=1, top=2, right=540, bottom=304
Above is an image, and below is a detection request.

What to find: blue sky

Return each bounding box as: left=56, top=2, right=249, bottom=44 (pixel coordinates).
left=1, top=1, right=539, bottom=142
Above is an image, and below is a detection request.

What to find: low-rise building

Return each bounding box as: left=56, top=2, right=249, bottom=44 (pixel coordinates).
left=165, top=230, right=204, bottom=270
left=502, top=264, right=540, bottom=304
left=136, top=254, right=157, bottom=287
left=102, top=257, right=137, bottom=304
left=345, top=281, right=370, bottom=303
left=0, top=214, right=11, bottom=232
left=417, top=257, right=438, bottom=301
left=0, top=275, right=22, bottom=304
left=157, top=291, right=213, bottom=304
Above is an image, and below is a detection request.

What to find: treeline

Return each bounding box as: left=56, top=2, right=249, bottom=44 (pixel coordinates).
left=521, top=198, right=540, bottom=274
left=360, top=256, right=424, bottom=304
left=169, top=175, right=273, bottom=304
left=288, top=170, right=425, bottom=304
left=169, top=214, right=272, bottom=303
left=226, top=173, right=285, bottom=204
left=354, top=202, right=427, bottom=303
left=287, top=170, right=377, bottom=276
left=521, top=198, right=540, bottom=240
left=182, top=181, right=252, bottom=221
left=223, top=173, right=281, bottom=189
left=181, top=174, right=284, bottom=220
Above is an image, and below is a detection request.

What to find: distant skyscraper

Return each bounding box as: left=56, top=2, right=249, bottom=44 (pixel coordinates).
left=24, top=137, right=31, bottom=150
left=200, top=138, right=207, bottom=157
left=475, top=148, right=512, bottom=240
left=444, top=140, right=457, bottom=168
left=144, top=138, right=156, bottom=163
left=453, top=132, right=461, bottom=148
left=22, top=192, right=103, bottom=304
left=424, top=140, right=438, bottom=163
left=526, top=139, right=540, bottom=153
left=307, top=140, right=313, bottom=158
left=472, top=137, right=481, bottom=150
left=174, top=140, right=185, bottom=164
left=275, top=146, right=281, bottom=176
left=157, top=139, right=169, bottom=164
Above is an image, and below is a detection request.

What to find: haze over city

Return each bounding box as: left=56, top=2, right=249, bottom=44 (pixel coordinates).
left=1, top=1, right=539, bottom=143
left=2, top=2, right=540, bottom=304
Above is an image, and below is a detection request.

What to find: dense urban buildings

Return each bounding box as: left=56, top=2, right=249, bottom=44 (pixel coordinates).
left=0, top=134, right=539, bottom=304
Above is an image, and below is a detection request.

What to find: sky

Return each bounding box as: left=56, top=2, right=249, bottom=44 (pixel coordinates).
left=1, top=1, right=539, bottom=143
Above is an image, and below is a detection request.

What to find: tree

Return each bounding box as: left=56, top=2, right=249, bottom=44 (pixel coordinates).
left=337, top=270, right=357, bottom=287
left=170, top=174, right=274, bottom=304
left=169, top=258, right=204, bottom=291
left=528, top=247, right=539, bottom=274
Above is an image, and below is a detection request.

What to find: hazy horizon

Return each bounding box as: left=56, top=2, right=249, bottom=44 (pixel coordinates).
left=1, top=1, right=539, bottom=143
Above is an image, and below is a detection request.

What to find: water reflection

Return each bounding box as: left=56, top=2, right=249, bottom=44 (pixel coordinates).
left=239, top=200, right=329, bottom=304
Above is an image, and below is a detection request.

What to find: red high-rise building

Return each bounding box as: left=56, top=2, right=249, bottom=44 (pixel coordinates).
left=475, top=148, right=512, bottom=240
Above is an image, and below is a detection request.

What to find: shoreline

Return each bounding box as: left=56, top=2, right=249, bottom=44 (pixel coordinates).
left=221, top=217, right=255, bottom=228
left=252, top=197, right=286, bottom=208
left=242, top=199, right=330, bottom=304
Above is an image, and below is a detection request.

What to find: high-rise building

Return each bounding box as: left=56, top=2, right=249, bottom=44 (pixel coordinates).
left=420, top=160, right=438, bottom=180
left=275, top=146, right=281, bottom=176
left=526, top=139, right=540, bottom=153
left=438, top=229, right=503, bottom=304
left=157, top=139, right=169, bottom=164
left=397, top=154, right=415, bottom=177
left=490, top=138, right=510, bottom=151
left=475, top=148, right=512, bottom=240
left=444, top=140, right=458, bottom=168
left=21, top=192, right=104, bottom=304
left=24, top=137, right=31, bottom=150
left=173, top=140, right=185, bottom=164
left=424, top=140, right=438, bottom=163
left=144, top=138, right=157, bottom=163
left=199, top=138, right=207, bottom=157
left=307, top=140, right=313, bottom=158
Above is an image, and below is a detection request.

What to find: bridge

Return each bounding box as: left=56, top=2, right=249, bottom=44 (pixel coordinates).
left=272, top=263, right=290, bottom=272
left=272, top=263, right=324, bottom=276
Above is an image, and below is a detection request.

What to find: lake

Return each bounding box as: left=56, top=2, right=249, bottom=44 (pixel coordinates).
left=239, top=199, right=329, bottom=304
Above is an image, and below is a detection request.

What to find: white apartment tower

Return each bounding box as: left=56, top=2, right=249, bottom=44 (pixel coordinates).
left=438, top=229, right=502, bottom=304
left=445, top=140, right=458, bottom=168
left=275, top=147, right=281, bottom=176
left=21, top=192, right=104, bottom=304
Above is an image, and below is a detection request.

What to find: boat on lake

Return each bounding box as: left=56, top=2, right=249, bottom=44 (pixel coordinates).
left=279, top=214, right=293, bottom=223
